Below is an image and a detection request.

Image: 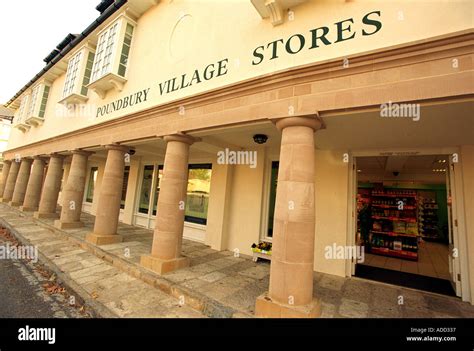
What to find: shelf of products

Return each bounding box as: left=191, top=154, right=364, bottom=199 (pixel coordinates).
left=418, top=198, right=440, bottom=241
left=370, top=230, right=418, bottom=238
left=367, top=189, right=419, bottom=261
left=370, top=247, right=418, bottom=260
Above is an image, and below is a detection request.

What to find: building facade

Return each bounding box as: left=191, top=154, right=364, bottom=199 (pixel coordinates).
left=0, top=105, right=13, bottom=171
left=1, top=0, right=473, bottom=317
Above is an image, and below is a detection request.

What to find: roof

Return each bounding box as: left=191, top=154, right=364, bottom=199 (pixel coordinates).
left=0, top=105, right=14, bottom=118
left=4, top=0, right=127, bottom=108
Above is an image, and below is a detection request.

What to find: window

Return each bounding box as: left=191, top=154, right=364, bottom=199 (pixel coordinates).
left=28, top=85, right=41, bottom=117
left=86, top=167, right=99, bottom=203
left=25, top=83, right=50, bottom=124
left=137, top=164, right=212, bottom=224
left=266, top=161, right=279, bottom=238
left=138, top=165, right=154, bottom=214
left=91, top=22, right=119, bottom=82
left=80, top=52, right=95, bottom=96
left=63, top=51, right=83, bottom=97
left=17, top=95, right=29, bottom=123
left=14, top=95, right=30, bottom=131
left=38, top=86, right=50, bottom=118
left=185, top=164, right=212, bottom=225
left=60, top=45, right=95, bottom=104
left=120, top=166, right=130, bottom=209
left=88, top=15, right=136, bottom=97
left=118, top=23, right=134, bottom=77
left=152, top=166, right=164, bottom=215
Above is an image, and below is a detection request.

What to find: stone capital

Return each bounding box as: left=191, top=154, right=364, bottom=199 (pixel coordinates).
left=47, top=153, right=66, bottom=159
left=163, top=133, right=199, bottom=145
left=104, top=144, right=131, bottom=153
left=70, top=149, right=94, bottom=156
left=274, top=114, right=323, bottom=132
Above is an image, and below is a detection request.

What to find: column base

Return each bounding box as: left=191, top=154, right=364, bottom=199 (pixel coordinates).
left=54, top=220, right=84, bottom=229
left=20, top=206, right=38, bottom=212
left=140, top=254, right=190, bottom=275
left=34, top=212, right=60, bottom=219
left=8, top=201, right=21, bottom=207
left=255, top=292, right=321, bottom=318
left=85, top=232, right=123, bottom=246
left=0, top=198, right=11, bottom=203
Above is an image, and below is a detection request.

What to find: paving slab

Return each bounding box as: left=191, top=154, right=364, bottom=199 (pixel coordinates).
left=3, top=203, right=474, bottom=319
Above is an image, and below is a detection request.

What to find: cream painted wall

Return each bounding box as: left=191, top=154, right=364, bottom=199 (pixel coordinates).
left=225, top=147, right=266, bottom=256
left=314, top=149, right=350, bottom=277
left=7, top=0, right=473, bottom=150
left=460, top=145, right=474, bottom=303
left=121, top=157, right=141, bottom=225
left=206, top=162, right=234, bottom=250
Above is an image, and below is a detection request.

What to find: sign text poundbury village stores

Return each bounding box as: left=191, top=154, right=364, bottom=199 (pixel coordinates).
left=96, top=10, right=382, bottom=118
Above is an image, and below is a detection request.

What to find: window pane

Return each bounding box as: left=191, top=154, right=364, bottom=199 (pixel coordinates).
left=38, top=85, right=50, bottom=118
left=185, top=164, right=212, bottom=225
left=63, top=51, right=82, bottom=97
left=138, top=165, right=154, bottom=214
left=28, top=85, right=41, bottom=117
left=81, top=52, right=95, bottom=96
left=267, top=161, right=279, bottom=237
left=120, top=166, right=130, bottom=209
left=17, top=95, right=29, bottom=123
left=152, top=166, right=163, bottom=216
left=86, top=167, right=99, bottom=203
left=117, top=23, right=134, bottom=77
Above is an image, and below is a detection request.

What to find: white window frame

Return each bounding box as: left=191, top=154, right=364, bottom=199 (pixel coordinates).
left=63, top=51, right=83, bottom=98
left=91, top=22, right=119, bottom=82
left=17, top=95, right=29, bottom=124
left=28, top=85, right=41, bottom=117
left=87, top=15, right=136, bottom=98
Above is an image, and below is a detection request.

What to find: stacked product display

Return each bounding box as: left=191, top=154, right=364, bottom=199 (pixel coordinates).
left=368, top=189, right=419, bottom=261
left=418, top=198, right=440, bottom=241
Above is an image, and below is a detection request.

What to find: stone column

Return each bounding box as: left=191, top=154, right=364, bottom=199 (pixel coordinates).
left=141, top=134, right=196, bottom=274
left=2, top=160, right=20, bottom=202
left=86, top=144, right=130, bottom=245
left=20, top=157, right=46, bottom=211
left=0, top=160, right=12, bottom=199
left=34, top=155, right=65, bottom=218
left=58, top=161, right=71, bottom=208
left=10, top=158, right=33, bottom=206
left=255, top=116, right=322, bottom=318
left=54, top=150, right=91, bottom=229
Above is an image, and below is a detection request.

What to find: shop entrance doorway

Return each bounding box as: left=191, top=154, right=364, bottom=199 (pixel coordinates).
left=352, top=154, right=461, bottom=297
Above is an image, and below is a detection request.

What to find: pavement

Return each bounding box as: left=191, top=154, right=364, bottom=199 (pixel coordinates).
left=1, top=202, right=474, bottom=318
left=0, top=235, right=87, bottom=318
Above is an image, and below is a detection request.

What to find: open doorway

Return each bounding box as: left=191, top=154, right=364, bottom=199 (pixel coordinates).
left=353, top=154, right=459, bottom=297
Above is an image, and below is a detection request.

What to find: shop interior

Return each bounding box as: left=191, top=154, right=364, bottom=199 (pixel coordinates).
left=354, top=154, right=455, bottom=296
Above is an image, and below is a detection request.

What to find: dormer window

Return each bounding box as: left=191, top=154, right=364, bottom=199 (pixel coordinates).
left=63, top=51, right=83, bottom=97
left=87, top=15, right=136, bottom=98
left=14, top=95, right=31, bottom=132
left=25, top=82, right=51, bottom=126
left=59, top=44, right=95, bottom=105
